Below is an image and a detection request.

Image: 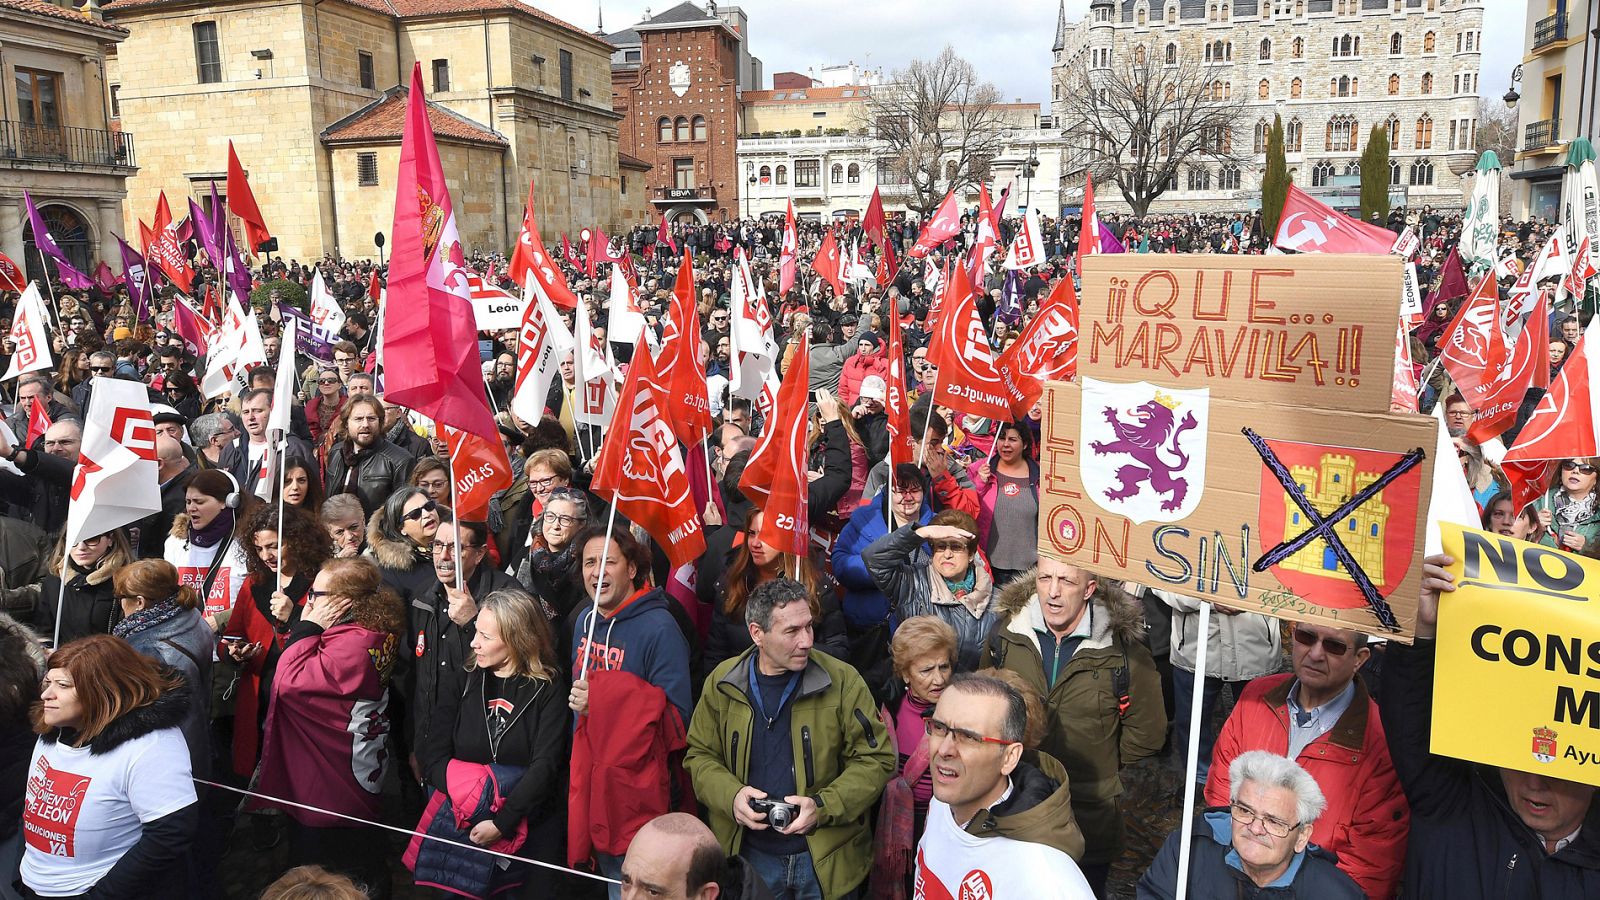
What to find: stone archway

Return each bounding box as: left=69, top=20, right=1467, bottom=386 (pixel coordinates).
left=22, top=202, right=94, bottom=284
left=668, top=206, right=709, bottom=225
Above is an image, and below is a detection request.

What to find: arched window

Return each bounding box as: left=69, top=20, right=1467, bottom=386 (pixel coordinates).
left=1188, top=167, right=1212, bottom=191
left=1167, top=4, right=1177, bottom=24
left=1290, top=77, right=1302, bottom=99
left=674, top=116, right=689, bottom=142
left=775, top=165, right=788, bottom=185
left=1311, top=162, right=1334, bottom=187
left=758, top=165, right=771, bottom=183
left=659, top=117, right=672, bottom=142
left=1385, top=114, right=1401, bottom=146
left=1222, top=3, right=1230, bottom=20
left=1420, top=72, right=1433, bottom=94
left=1389, top=74, right=1400, bottom=95
left=1254, top=118, right=1270, bottom=153
left=1409, top=159, right=1435, bottom=186
left=1165, top=43, right=1178, bottom=65
left=1350, top=77, right=1358, bottom=96
left=1137, top=6, right=1147, bottom=25
left=1260, top=38, right=1272, bottom=60
left=1326, top=114, right=1358, bottom=152
left=1415, top=114, right=1433, bottom=149
left=1390, top=32, right=1402, bottom=54
left=1292, top=37, right=1304, bottom=59
left=1288, top=167, right=1298, bottom=184
left=831, top=163, right=843, bottom=184
left=1287, top=118, right=1303, bottom=151
left=1423, top=31, right=1435, bottom=53
left=1259, top=79, right=1270, bottom=99
left=1134, top=45, right=1147, bottom=65
left=692, top=115, right=707, bottom=141
left=1389, top=159, right=1402, bottom=186
left=847, top=163, right=860, bottom=183
left=1344, top=161, right=1361, bottom=177
left=1219, top=165, right=1241, bottom=191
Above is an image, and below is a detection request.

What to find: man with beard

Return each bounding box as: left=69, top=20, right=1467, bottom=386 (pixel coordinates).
left=322, top=396, right=417, bottom=516
left=488, top=352, right=516, bottom=411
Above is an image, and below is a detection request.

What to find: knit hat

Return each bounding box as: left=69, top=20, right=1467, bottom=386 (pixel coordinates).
left=857, top=331, right=882, bottom=351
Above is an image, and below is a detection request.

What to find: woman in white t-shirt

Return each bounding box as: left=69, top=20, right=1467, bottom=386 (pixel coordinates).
left=21, top=635, right=199, bottom=899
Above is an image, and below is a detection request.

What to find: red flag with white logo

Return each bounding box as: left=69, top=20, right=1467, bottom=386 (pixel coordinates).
left=64, top=378, right=161, bottom=547
left=739, top=334, right=810, bottom=556
left=930, top=266, right=1012, bottom=420
left=591, top=349, right=706, bottom=568
left=657, top=213, right=678, bottom=256
left=882, top=315, right=915, bottom=469
left=778, top=201, right=798, bottom=297
left=862, top=187, right=887, bottom=252
left=656, top=251, right=712, bottom=445
left=0, top=251, right=23, bottom=291
left=1439, top=274, right=1506, bottom=400
left=966, top=185, right=997, bottom=286
left=995, top=275, right=1079, bottom=416
left=1273, top=183, right=1399, bottom=254
left=25, top=396, right=51, bottom=447
left=1076, top=172, right=1101, bottom=272
left=1467, top=288, right=1549, bottom=443
left=509, top=274, right=576, bottom=426
left=1506, top=316, right=1600, bottom=461
left=908, top=191, right=961, bottom=259
left=150, top=192, right=196, bottom=294
left=1390, top=318, right=1419, bottom=414
left=507, top=181, right=580, bottom=309
left=811, top=228, right=845, bottom=297
left=442, top=424, right=513, bottom=520
left=173, top=297, right=213, bottom=356
left=1566, top=236, right=1597, bottom=298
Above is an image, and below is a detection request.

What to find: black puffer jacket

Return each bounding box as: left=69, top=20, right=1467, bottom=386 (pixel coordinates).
left=409, top=563, right=521, bottom=748
left=323, top=437, right=417, bottom=516
left=1137, top=810, right=1363, bottom=899
left=1380, top=641, right=1600, bottom=899
left=36, top=558, right=122, bottom=645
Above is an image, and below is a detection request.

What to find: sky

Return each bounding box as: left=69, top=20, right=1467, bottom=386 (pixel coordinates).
left=540, top=0, right=1528, bottom=108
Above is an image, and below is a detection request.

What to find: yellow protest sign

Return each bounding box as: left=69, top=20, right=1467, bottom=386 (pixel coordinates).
left=1436, top=523, right=1600, bottom=787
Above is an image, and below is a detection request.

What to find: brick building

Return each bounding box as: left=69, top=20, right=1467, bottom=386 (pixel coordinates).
left=607, top=2, right=761, bottom=224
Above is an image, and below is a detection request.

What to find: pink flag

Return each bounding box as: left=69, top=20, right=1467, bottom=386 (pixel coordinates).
left=778, top=201, right=798, bottom=297
left=380, top=65, right=498, bottom=442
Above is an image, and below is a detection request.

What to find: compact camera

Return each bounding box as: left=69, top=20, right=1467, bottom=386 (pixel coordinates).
left=749, top=798, right=800, bottom=830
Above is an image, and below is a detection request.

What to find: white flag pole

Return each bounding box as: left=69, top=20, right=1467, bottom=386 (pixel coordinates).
left=447, top=438, right=463, bottom=593
left=577, top=501, right=618, bottom=684
left=275, top=432, right=286, bottom=595
left=1174, top=600, right=1212, bottom=900
left=51, top=543, right=68, bottom=651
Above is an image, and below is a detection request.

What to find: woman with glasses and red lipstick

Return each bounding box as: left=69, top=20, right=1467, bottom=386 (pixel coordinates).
left=1533, top=458, right=1600, bottom=554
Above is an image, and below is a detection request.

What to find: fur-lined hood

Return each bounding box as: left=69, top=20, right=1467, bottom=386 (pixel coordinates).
left=367, top=508, right=423, bottom=571
left=0, top=611, right=45, bottom=677
left=38, top=672, right=191, bottom=756
left=993, top=565, right=1147, bottom=652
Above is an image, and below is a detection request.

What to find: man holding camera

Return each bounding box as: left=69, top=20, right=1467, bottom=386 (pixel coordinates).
left=686, top=579, right=895, bottom=900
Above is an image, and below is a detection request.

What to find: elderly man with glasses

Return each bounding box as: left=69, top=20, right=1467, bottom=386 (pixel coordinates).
left=1204, top=622, right=1409, bottom=899
left=1139, top=751, right=1362, bottom=898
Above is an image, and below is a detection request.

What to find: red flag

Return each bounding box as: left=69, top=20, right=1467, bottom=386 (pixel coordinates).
left=591, top=349, right=706, bottom=568
left=967, top=185, right=997, bottom=287
left=173, top=298, right=212, bottom=355
left=876, top=241, right=898, bottom=290
left=1439, top=274, right=1506, bottom=400
left=1423, top=245, right=1470, bottom=314
left=655, top=251, right=712, bottom=445
left=811, top=228, right=845, bottom=297
left=1467, top=288, right=1549, bottom=443
left=740, top=333, right=811, bottom=557
left=367, top=269, right=382, bottom=302
left=862, top=187, right=887, bottom=251
left=150, top=193, right=195, bottom=294
left=201, top=283, right=222, bottom=325
left=381, top=64, right=498, bottom=442
left=778, top=201, right=798, bottom=297
left=561, top=233, right=575, bottom=266
left=1506, top=319, right=1600, bottom=461
left=930, top=266, right=1011, bottom=420
left=657, top=214, right=678, bottom=255
left=506, top=181, right=580, bottom=309
left=1076, top=173, right=1101, bottom=271
left=1566, top=236, right=1597, bottom=298
left=0, top=251, right=25, bottom=291
left=24, top=395, right=51, bottom=446
left=908, top=191, right=961, bottom=259
left=441, top=425, right=514, bottom=520
left=883, top=315, right=915, bottom=469
left=1273, top=183, right=1399, bottom=254
left=585, top=227, right=618, bottom=279
left=995, top=276, right=1079, bottom=416
left=1391, top=319, right=1419, bottom=414
left=227, top=141, right=272, bottom=255
left=1502, top=460, right=1553, bottom=515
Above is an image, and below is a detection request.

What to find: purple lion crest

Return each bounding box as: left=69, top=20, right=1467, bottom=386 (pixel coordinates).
left=1089, top=393, right=1200, bottom=513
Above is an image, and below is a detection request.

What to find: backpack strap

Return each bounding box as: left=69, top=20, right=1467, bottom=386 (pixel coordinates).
left=1113, top=644, right=1132, bottom=719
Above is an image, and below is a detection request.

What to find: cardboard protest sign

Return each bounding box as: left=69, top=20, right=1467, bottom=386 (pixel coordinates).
left=1436, top=524, right=1600, bottom=786
left=1039, top=379, right=1434, bottom=640
left=1077, top=254, right=1402, bottom=413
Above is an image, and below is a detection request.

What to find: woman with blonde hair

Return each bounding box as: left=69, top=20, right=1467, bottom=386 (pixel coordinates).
left=112, top=559, right=213, bottom=775
left=412, top=589, right=567, bottom=898
left=37, top=527, right=135, bottom=645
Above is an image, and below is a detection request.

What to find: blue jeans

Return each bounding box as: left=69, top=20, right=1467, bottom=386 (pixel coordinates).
left=740, top=845, right=826, bottom=900
left=596, top=850, right=623, bottom=900
left=1172, top=667, right=1253, bottom=788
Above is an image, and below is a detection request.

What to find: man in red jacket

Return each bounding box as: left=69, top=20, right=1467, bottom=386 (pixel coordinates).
left=1204, top=622, right=1409, bottom=899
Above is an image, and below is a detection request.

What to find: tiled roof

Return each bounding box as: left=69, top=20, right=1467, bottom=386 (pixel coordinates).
left=103, top=0, right=606, bottom=46
left=639, top=1, right=715, bottom=26
left=3, top=0, right=129, bottom=33
left=322, top=87, right=508, bottom=147
left=618, top=151, right=651, bottom=169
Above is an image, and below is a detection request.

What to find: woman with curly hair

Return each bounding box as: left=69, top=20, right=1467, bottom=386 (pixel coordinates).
left=255, top=558, right=405, bottom=899
left=219, top=503, right=332, bottom=777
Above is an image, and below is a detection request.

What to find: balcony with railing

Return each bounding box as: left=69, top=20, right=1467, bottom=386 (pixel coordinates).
left=1525, top=118, right=1561, bottom=151
left=1533, top=12, right=1568, bottom=51
left=0, top=121, right=136, bottom=170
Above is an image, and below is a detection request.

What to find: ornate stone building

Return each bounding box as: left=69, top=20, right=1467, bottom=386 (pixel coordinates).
left=104, top=0, right=626, bottom=261
left=1051, top=0, right=1485, bottom=214
left=0, top=0, right=134, bottom=277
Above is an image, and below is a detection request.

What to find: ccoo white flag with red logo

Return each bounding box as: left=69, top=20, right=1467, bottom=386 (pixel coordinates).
left=1003, top=203, right=1048, bottom=270
left=65, top=378, right=161, bottom=547
left=509, top=275, right=575, bottom=425
left=2, top=284, right=52, bottom=381
left=308, top=270, right=347, bottom=335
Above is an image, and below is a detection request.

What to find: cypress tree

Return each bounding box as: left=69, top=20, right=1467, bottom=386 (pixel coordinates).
left=1360, top=125, right=1391, bottom=223
left=1261, top=115, right=1290, bottom=240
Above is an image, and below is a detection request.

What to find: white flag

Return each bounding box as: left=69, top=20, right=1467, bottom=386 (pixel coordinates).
left=2, top=284, right=52, bottom=381
left=1426, top=401, right=1482, bottom=558
left=308, top=270, right=347, bottom=335
left=64, top=378, right=161, bottom=547
left=729, top=249, right=776, bottom=401
left=606, top=263, right=645, bottom=347
left=202, top=295, right=269, bottom=399
left=509, top=276, right=575, bottom=425
left=1003, top=204, right=1048, bottom=270
left=572, top=303, right=615, bottom=427
left=268, top=316, right=297, bottom=436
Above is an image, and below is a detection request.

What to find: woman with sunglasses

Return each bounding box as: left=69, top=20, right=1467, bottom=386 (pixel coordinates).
left=369, top=487, right=446, bottom=607
left=219, top=504, right=331, bottom=778
left=306, top=367, right=348, bottom=448
left=253, top=558, right=404, bottom=899
left=1533, top=457, right=1600, bottom=553
left=35, top=528, right=135, bottom=646
left=162, top=370, right=203, bottom=422
left=863, top=509, right=998, bottom=672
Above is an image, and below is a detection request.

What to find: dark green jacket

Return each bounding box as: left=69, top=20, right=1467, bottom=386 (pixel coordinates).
left=982, top=569, right=1168, bottom=865
left=685, top=647, right=895, bottom=899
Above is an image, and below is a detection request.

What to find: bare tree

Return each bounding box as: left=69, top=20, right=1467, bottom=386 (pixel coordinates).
left=1477, top=97, right=1518, bottom=212
left=864, top=46, right=1008, bottom=219
left=1058, top=42, right=1245, bottom=216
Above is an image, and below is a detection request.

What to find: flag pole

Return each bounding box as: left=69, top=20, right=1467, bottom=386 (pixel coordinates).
left=916, top=370, right=943, bottom=467
left=1174, top=600, right=1212, bottom=900
left=32, top=249, right=61, bottom=331
left=447, top=437, right=463, bottom=592
left=275, top=432, right=286, bottom=595
left=577, top=501, right=618, bottom=683
left=51, top=541, right=68, bottom=651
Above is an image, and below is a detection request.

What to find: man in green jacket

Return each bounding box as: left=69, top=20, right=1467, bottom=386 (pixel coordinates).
left=686, top=578, right=895, bottom=899
left=983, top=557, right=1168, bottom=898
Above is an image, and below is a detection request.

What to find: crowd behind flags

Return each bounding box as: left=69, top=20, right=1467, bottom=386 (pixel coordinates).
left=2, top=96, right=1598, bottom=900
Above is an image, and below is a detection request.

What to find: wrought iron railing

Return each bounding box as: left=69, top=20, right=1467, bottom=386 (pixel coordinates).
left=0, top=121, right=136, bottom=168
left=1524, top=118, right=1560, bottom=150
left=1533, top=12, right=1568, bottom=49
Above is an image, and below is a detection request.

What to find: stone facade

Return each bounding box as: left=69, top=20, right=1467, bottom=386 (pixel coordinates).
left=104, top=0, right=625, bottom=262
left=0, top=0, right=133, bottom=276
left=1051, top=0, right=1485, bottom=214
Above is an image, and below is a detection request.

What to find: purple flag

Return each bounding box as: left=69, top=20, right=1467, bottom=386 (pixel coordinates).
left=23, top=191, right=94, bottom=290
left=276, top=302, right=334, bottom=363
left=208, top=182, right=252, bottom=301
left=189, top=196, right=223, bottom=269
left=998, top=268, right=1023, bottom=326
left=115, top=234, right=153, bottom=323
left=1099, top=219, right=1127, bottom=254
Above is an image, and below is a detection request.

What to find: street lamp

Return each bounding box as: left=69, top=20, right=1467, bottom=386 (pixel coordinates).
left=1023, top=144, right=1041, bottom=209
left=1503, top=64, right=1523, bottom=109
left=746, top=162, right=755, bottom=220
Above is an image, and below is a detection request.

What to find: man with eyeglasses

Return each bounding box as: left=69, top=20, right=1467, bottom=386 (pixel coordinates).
left=984, top=555, right=1166, bottom=897
left=1139, top=750, right=1362, bottom=898
left=1204, top=621, right=1409, bottom=899
left=686, top=578, right=893, bottom=900
left=915, top=672, right=1093, bottom=899
left=0, top=419, right=79, bottom=534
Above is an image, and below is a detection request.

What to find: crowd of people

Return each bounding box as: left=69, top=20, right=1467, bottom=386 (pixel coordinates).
left=0, top=200, right=1595, bottom=900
